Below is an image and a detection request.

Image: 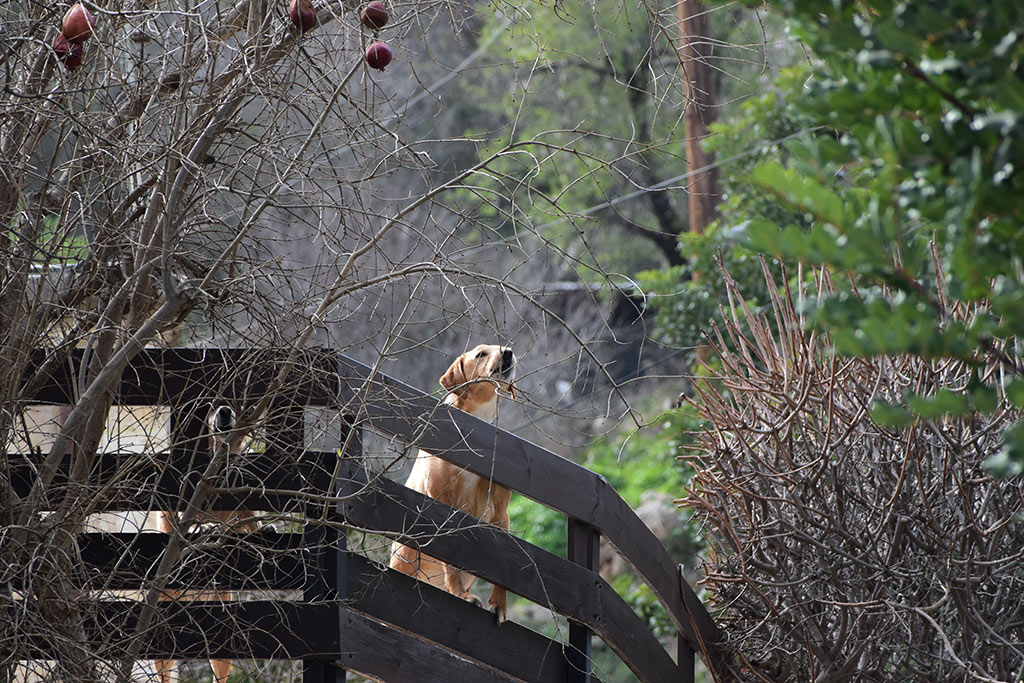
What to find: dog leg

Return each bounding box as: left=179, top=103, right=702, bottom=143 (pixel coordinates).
left=488, top=585, right=508, bottom=623
left=155, top=512, right=176, bottom=682
left=211, top=658, right=232, bottom=683
left=444, top=565, right=482, bottom=607
left=488, top=507, right=510, bottom=623
left=155, top=658, right=174, bottom=682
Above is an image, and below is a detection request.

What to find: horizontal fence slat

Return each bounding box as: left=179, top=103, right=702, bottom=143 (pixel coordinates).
left=25, top=601, right=339, bottom=660
left=346, top=554, right=569, bottom=683
left=65, top=532, right=569, bottom=682
left=75, top=531, right=310, bottom=591
left=337, top=355, right=722, bottom=655
left=27, top=348, right=339, bottom=406
left=25, top=601, right=535, bottom=682
left=339, top=609, right=519, bottom=683
left=8, top=450, right=338, bottom=513
left=339, top=464, right=679, bottom=683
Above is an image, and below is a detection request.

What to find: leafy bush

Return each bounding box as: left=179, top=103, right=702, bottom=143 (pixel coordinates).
left=720, top=0, right=1024, bottom=471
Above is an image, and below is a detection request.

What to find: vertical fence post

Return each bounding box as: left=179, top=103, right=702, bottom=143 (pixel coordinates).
left=678, top=565, right=697, bottom=683
left=263, top=403, right=336, bottom=683
left=166, top=401, right=206, bottom=509
left=679, top=636, right=696, bottom=683
left=566, top=518, right=600, bottom=683
left=332, top=417, right=360, bottom=680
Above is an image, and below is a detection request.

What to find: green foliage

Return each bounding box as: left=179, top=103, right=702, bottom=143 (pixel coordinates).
left=510, top=408, right=697, bottom=556
left=8, top=211, right=89, bottom=264
left=509, top=408, right=701, bottom=647
left=508, top=492, right=567, bottom=558
left=609, top=573, right=674, bottom=638
left=639, top=65, right=812, bottom=352
left=435, top=0, right=689, bottom=280
left=718, top=0, right=1024, bottom=471
left=581, top=410, right=693, bottom=504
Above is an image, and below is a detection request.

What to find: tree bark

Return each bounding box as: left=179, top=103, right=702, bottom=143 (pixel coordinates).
left=677, top=0, right=719, bottom=236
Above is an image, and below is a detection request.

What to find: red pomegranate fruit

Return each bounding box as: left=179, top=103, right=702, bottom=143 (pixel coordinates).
left=360, top=1, right=389, bottom=30
left=289, top=0, right=316, bottom=32
left=54, top=34, right=84, bottom=69
left=364, top=41, right=392, bottom=70
left=61, top=3, right=95, bottom=43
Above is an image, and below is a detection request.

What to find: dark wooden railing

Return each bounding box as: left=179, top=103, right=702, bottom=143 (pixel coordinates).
left=18, top=348, right=722, bottom=681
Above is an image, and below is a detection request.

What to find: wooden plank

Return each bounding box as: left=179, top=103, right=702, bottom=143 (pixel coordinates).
left=27, top=347, right=339, bottom=406
left=27, top=599, right=539, bottom=683
left=335, top=354, right=723, bottom=655
left=346, top=554, right=569, bottom=683
left=304, top=441, right=347, bottom=683
left=21, top=601, right=341, bottom=660
left=9, top=449, right=338, bottom=513
left=338, top=464, right=679, bottom=683
left=679, top=638, right=696, bottom=683
left=68, top=532, right=568, bottom=682
left=76, top=530, right=309, bottom=591
left=338, top=609, right=519, bottom=683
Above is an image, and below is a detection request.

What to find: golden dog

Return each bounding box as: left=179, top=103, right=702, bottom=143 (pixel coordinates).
left=156, top=405, right=256, bottom=683
left=389, top=344, right=516, bottom=622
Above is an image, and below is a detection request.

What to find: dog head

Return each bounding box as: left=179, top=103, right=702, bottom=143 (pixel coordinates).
left=208, top=404, right=243, bottom=452
left=440, top=344, right=516, bottom=419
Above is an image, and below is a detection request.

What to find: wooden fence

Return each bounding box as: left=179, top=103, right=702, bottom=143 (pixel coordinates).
left=17, top=348, right=722, bottom=681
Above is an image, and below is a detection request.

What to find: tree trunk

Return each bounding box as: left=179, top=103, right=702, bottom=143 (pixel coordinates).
left=677, top=0, right=719, bottom=235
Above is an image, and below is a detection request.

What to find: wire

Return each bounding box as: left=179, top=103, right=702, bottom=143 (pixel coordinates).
left=533, top=125, right=824, bottom=232
left=384, top=4, right=532, bottom=124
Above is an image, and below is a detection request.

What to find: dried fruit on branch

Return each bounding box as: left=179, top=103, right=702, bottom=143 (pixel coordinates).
left=289, top=0, right=316, bottom=32
left=62, top=3, right=95, bottom=43
left=54, top=34, right=84, bottom=69
left=364, top=41, right=391, bottom=71
left=360, top=1, right=389, bottom=30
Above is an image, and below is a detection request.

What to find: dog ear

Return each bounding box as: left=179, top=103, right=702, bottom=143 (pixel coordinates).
left=440, top=355, right=468, bottom=395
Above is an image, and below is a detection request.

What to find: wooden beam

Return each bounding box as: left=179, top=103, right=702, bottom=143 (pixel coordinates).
left=566, top=519, right=600, bottom=683
left=9, top=449, right=339, bottom=513
left=335, top=354, right=723, bottom=655
left=26, top=347, right=339, bottom=406
left=339, top=463, right=680, bottom=683
left=66, top=532, right=569, bottom=682
left=25, top=599, right=544, bottom=683
left=76, top=530, right=309, bottom=591
left=346, top=555, right=570, bottom=683
left=338, top=609, right=520, bottom=683
left=20, top=601, right=341, bottom=660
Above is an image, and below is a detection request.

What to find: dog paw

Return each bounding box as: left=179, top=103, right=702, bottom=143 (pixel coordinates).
left=490, top=603, right=507, bottom=624
left=466, top=594, right=483, bottom=608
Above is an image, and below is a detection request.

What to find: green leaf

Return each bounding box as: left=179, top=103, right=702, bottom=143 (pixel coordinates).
left=984, top=420, right=1024, bottom=478
left=969, top=383, right=998, bottom=413
left=750, top=161, right=847, bottom=229
left=1005, top=380, right=1024, bottom=409
left=736, top=218, right=785, bottom=255
left=871, top=401, right=915, bottom=427
left=909, top=389, right=970, bottom=419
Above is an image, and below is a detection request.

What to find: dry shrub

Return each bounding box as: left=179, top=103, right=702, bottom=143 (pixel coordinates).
left=682, top=263, right=1024, bottom=682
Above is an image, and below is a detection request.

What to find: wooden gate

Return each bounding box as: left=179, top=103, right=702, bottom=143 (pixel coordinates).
left=16, top=348, right=722, bottom=681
